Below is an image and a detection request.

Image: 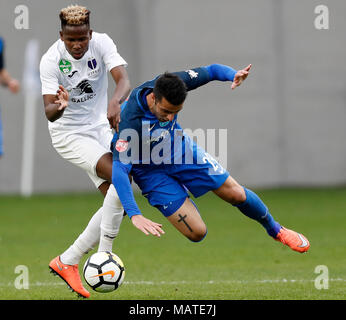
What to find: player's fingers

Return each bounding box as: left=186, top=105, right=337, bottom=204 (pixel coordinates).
left=147, top=223, right=161, bottom=236
left=138, top=225, right=150, bottom=236
left=151, top=222, right=164, bottom=233
left=116, top=116, right=120, bottom=132
left=156, top=227, right=165, bottom=235
left=62, top=91, right=69, bottom=100
left=244, top=64, right=252, bottom=71
left=149, top=223, right=164, bottom=237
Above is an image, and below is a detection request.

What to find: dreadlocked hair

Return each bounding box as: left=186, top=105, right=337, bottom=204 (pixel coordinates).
left=59, top=5, right=90, bottom=28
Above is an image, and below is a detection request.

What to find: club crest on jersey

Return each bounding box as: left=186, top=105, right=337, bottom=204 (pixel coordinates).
left=59, top=59, right=72, bottom=74
left=87, top=57, right=100, bottom=77
left=87, top=58, right=97, bottom=70
left=115, top=139, right=129, bottom=152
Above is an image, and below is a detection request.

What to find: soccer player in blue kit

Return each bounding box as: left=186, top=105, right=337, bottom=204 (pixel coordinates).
left=110, top=63, right=310, bottom=253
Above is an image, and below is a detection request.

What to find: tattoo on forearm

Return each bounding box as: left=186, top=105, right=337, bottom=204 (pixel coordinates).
left=119, top=88, right=131, bottom=104
left=178, top=214, right=193, bottom=232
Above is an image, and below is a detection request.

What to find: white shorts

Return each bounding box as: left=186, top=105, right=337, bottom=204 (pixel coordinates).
left=50, top=123, right=113, bottom=188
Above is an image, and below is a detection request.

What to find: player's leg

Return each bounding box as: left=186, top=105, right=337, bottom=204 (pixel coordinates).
left=213, top=176, right=310, bottom=252
left=213, top=176, right=281, bottom=236
left=49, top=202, right=103, bottom=298
left=177, top=144, right=310, bottom=253
left=50, top=180, right=124, bottom=298
left=164, top=197, right=207, bottom=242
left=95, top=152, right=113, bottom=189
left=58, top=180, right=122, bottom=263
left=49, top=128, right=124, bottom=297
left=131, top=165, right=207, bottom=242
left=98, top=182, right=124, bottom=252
left=94, top=153, right=126, bottom=251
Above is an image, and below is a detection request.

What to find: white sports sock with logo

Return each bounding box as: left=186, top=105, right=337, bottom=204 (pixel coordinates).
left=98, top=184, right=124, bottom=252
left=60, top=207, right=102, bottom=265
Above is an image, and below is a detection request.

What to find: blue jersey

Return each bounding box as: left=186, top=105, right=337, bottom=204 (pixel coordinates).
left=0, top=37, right=4, bottom=70
left=111, top=64, right=237, bottom=218
left=111, top=67, right=211, bottom=166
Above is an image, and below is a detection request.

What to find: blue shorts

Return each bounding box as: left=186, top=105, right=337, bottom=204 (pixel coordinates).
left=131, top=150, right=229, bottom=217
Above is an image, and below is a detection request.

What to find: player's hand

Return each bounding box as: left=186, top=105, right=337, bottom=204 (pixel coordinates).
left=8, top=79, right=20, bottom=94
left=131, top=214, right=165, bottom=238
left=55, top=85, right=69, bottom=111
left=231, top=64, right=252, bottom=90
left=107, top=98, right=121, bottom=132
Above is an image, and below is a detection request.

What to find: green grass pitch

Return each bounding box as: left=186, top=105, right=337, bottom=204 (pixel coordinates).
left=0, top=188, right=345, bottom=300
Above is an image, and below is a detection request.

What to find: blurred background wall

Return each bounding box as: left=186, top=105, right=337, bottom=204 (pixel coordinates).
left=0, top=0, right=345, bottom=194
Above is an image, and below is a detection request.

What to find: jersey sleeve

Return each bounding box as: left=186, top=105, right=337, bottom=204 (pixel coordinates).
left=172, top=65, right=237, bottom=91
left=0, top=38, right=4, bottom=70
left=39, top=54, right=59, bottom=95
left=173, top=67, right=211, bottom=91
left=98, top=33, right=127, bottom=72
left=112, top=160, right=142, bottom=218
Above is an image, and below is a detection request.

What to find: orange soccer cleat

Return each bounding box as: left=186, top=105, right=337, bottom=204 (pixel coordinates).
left=275, top=227, right=310, bottom=253
left=49, top=256, right=90, bottom=298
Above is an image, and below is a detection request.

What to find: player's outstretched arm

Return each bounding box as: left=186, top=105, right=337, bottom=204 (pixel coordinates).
left=112, top=160, right=165, bottom=237
left=43, top=85, right=69, bottom=122
left=0, top=69, right=20, bottom=93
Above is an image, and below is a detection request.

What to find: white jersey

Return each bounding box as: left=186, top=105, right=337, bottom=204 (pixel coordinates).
left=40, top=32, right=127, bottom=133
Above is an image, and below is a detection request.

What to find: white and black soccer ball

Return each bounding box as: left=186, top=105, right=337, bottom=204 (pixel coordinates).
left=83, top=251, right=125, bottom=293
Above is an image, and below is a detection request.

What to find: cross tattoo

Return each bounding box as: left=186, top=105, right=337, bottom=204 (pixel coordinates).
left=178, top=214, right=193, bottom=232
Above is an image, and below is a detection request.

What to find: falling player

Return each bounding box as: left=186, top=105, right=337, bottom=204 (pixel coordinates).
left=110, top=63, right=310, bottom=255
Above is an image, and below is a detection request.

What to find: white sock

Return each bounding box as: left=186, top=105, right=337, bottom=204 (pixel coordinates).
left=98, top=184, right=124, bottom=252
left=60, top=207, right=102, bottom=265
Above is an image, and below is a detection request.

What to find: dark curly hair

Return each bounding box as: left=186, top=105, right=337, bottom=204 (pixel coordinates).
left=153, top=72, right=187, bottom=106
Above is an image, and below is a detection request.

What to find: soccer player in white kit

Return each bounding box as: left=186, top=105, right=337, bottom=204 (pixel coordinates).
left=40, top=5, right=164, bottom=298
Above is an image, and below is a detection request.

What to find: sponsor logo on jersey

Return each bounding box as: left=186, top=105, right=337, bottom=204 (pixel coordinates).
left=68, top=70, right=78, bottom=78
left=186, top=69, right=198, bottom=79
left=159, top=121, right=170, bottom=127
left=70, top=79, right=96, bottom=103
left=71, top=79, right=93, bottom=95
left=59, top=59, right=72, bottom=74
left=116, top=139, right=129, bottom=152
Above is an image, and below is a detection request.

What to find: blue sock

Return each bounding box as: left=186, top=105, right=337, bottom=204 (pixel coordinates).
left=234, top=187, right=281, bottom=238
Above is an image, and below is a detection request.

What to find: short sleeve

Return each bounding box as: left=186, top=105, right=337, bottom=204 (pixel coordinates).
left=98, top=33, right=127, bottom=72
left=39, top=54, right=59, bottom=95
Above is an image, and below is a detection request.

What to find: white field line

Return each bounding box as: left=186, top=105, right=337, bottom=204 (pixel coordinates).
left=0, top=278, right=345, bottom=288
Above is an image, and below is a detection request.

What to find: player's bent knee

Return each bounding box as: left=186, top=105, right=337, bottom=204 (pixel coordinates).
left=231, top=185, right=246, bottom=205
left=187, top=226, right=208, bottom=242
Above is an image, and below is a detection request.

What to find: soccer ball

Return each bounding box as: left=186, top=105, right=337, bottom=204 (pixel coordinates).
left=83, top=251, right=125, bottom=293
